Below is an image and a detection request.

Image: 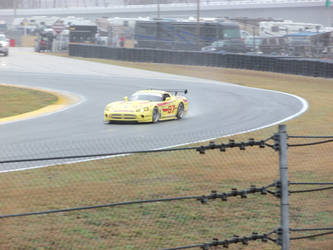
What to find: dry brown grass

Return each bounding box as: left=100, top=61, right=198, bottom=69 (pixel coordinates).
left=0, top=59, right=332, bottom=249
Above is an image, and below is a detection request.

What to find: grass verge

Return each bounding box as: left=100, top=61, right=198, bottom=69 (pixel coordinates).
left=0, top=56, right=332, bottom=249
left=0, top=85, right=57, bottom=118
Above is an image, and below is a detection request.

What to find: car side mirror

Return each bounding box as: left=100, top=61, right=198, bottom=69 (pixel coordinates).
left=165, top=97, right=171, bottom=102
left=124, top=96, right=128, bottom=102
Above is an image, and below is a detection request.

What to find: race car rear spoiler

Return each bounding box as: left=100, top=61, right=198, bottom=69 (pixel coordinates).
left=163, top=89, right=188, bottom=95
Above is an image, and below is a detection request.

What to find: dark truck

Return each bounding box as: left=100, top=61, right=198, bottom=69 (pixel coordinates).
left=69, top=25, right=97, bottom=43
left=34, top=29, right=55, bottom=52
left=134, top=19, right=242, bottom=51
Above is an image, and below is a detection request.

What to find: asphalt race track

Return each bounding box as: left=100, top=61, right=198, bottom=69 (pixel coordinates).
left=0, top=48, right=307, bottom=172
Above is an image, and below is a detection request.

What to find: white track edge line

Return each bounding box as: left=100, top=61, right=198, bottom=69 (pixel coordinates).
left=0, top=88, right=308, bottom=173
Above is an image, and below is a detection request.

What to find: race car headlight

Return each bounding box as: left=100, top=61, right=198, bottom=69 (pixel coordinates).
left=105, top=106, right=113, bottom=112
left=136, top=107, right=149, bottom=112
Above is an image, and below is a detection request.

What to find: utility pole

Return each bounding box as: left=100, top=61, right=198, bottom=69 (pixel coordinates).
left=13, top=0, right=17, bottom=19
left=252, top=26, right=256, bottom=52
left=196, top=0, right=200, bottom=50
left=157, top=0, right=160, bottom=19
left=278, top=125, right=290, bottom=250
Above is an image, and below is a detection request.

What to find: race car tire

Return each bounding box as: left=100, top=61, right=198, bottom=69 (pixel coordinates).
left=152, top=106, right=160, bottom=123
left=176, top=102, right=184, bottom=119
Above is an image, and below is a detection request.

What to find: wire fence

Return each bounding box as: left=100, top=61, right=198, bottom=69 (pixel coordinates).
left=0, top=125, right=332, bottom=249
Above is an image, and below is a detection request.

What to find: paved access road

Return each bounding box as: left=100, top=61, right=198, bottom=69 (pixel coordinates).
left=0, top=48, right=307, bottom=172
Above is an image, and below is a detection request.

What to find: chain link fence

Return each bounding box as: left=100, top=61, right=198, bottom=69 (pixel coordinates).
left=1, top=124, right=332, bottom=249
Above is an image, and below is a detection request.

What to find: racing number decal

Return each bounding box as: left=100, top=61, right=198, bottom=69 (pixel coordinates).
left=168, top=105, right=176, bottom=114
left=161, top=104, right=176, bottom=115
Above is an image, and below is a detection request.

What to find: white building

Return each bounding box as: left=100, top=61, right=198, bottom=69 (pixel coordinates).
left=259, top=20, right=333, bottom=37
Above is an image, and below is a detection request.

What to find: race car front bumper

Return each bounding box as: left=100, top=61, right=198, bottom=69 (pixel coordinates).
left=104, top=111, right=152, bottom=123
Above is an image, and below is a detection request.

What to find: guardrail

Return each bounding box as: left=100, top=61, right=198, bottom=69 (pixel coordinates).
left=69, top=44, right=333, bottom=78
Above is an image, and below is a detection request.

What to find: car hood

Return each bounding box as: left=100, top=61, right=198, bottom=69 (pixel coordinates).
left=106, top=100, right=153, bottom=112
left=0, top=41, right=8, bottom=46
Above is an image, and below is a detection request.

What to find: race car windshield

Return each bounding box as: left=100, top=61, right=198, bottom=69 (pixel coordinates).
left=129, top=93, right=163, bottom=102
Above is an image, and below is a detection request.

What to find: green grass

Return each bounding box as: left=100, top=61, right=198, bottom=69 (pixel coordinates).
left=0, top=85, right=57, bottom=118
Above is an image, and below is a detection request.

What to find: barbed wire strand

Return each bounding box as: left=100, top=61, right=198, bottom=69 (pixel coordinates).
left=289, top=186, right=333, bottom=193
left=0, top=138, right=271, bottom=164
left=288, top=139, right=333, bottom=147
left=162, top=231, right=276, bottom=250
left=288, top=135, right=333, bottom=139
left=290, top=231, right=333, bottom=241
left=289, top=182, right=333, bottom=185
left=0, top=183, right=275, bottom=219
left=264, top=136, right=275, bottom=142
left=264, top=143, right=275, bottom=148
left=290, top=227, right=333, bottom=232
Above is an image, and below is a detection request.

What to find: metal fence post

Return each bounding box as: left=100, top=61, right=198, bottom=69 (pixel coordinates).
left=279, top=124, right=290, bottom=250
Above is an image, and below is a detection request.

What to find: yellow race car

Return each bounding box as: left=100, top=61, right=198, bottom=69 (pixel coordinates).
left=104, top=89, right=189, bottom=123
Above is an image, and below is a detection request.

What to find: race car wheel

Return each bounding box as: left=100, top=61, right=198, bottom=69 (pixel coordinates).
left=176, top=103, right=184, bottom=119
left=152, top=107, right=160, bottom=123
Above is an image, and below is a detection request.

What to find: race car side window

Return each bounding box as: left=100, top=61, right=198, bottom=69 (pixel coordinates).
left=130, top=93, right=163, bottom=102
left=163, top=94, right=170, bottom=101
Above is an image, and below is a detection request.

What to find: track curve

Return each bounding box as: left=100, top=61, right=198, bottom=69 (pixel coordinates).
left=0, top=48, right=307, bottom=172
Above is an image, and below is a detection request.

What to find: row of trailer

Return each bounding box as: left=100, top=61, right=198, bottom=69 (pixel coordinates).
left=3, top=16, right=333, bottom=58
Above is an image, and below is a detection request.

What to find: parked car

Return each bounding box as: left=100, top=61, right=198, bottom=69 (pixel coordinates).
left=0, top=34, right=9, bottom=56
left=201, top=39, right=246, bottom=53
